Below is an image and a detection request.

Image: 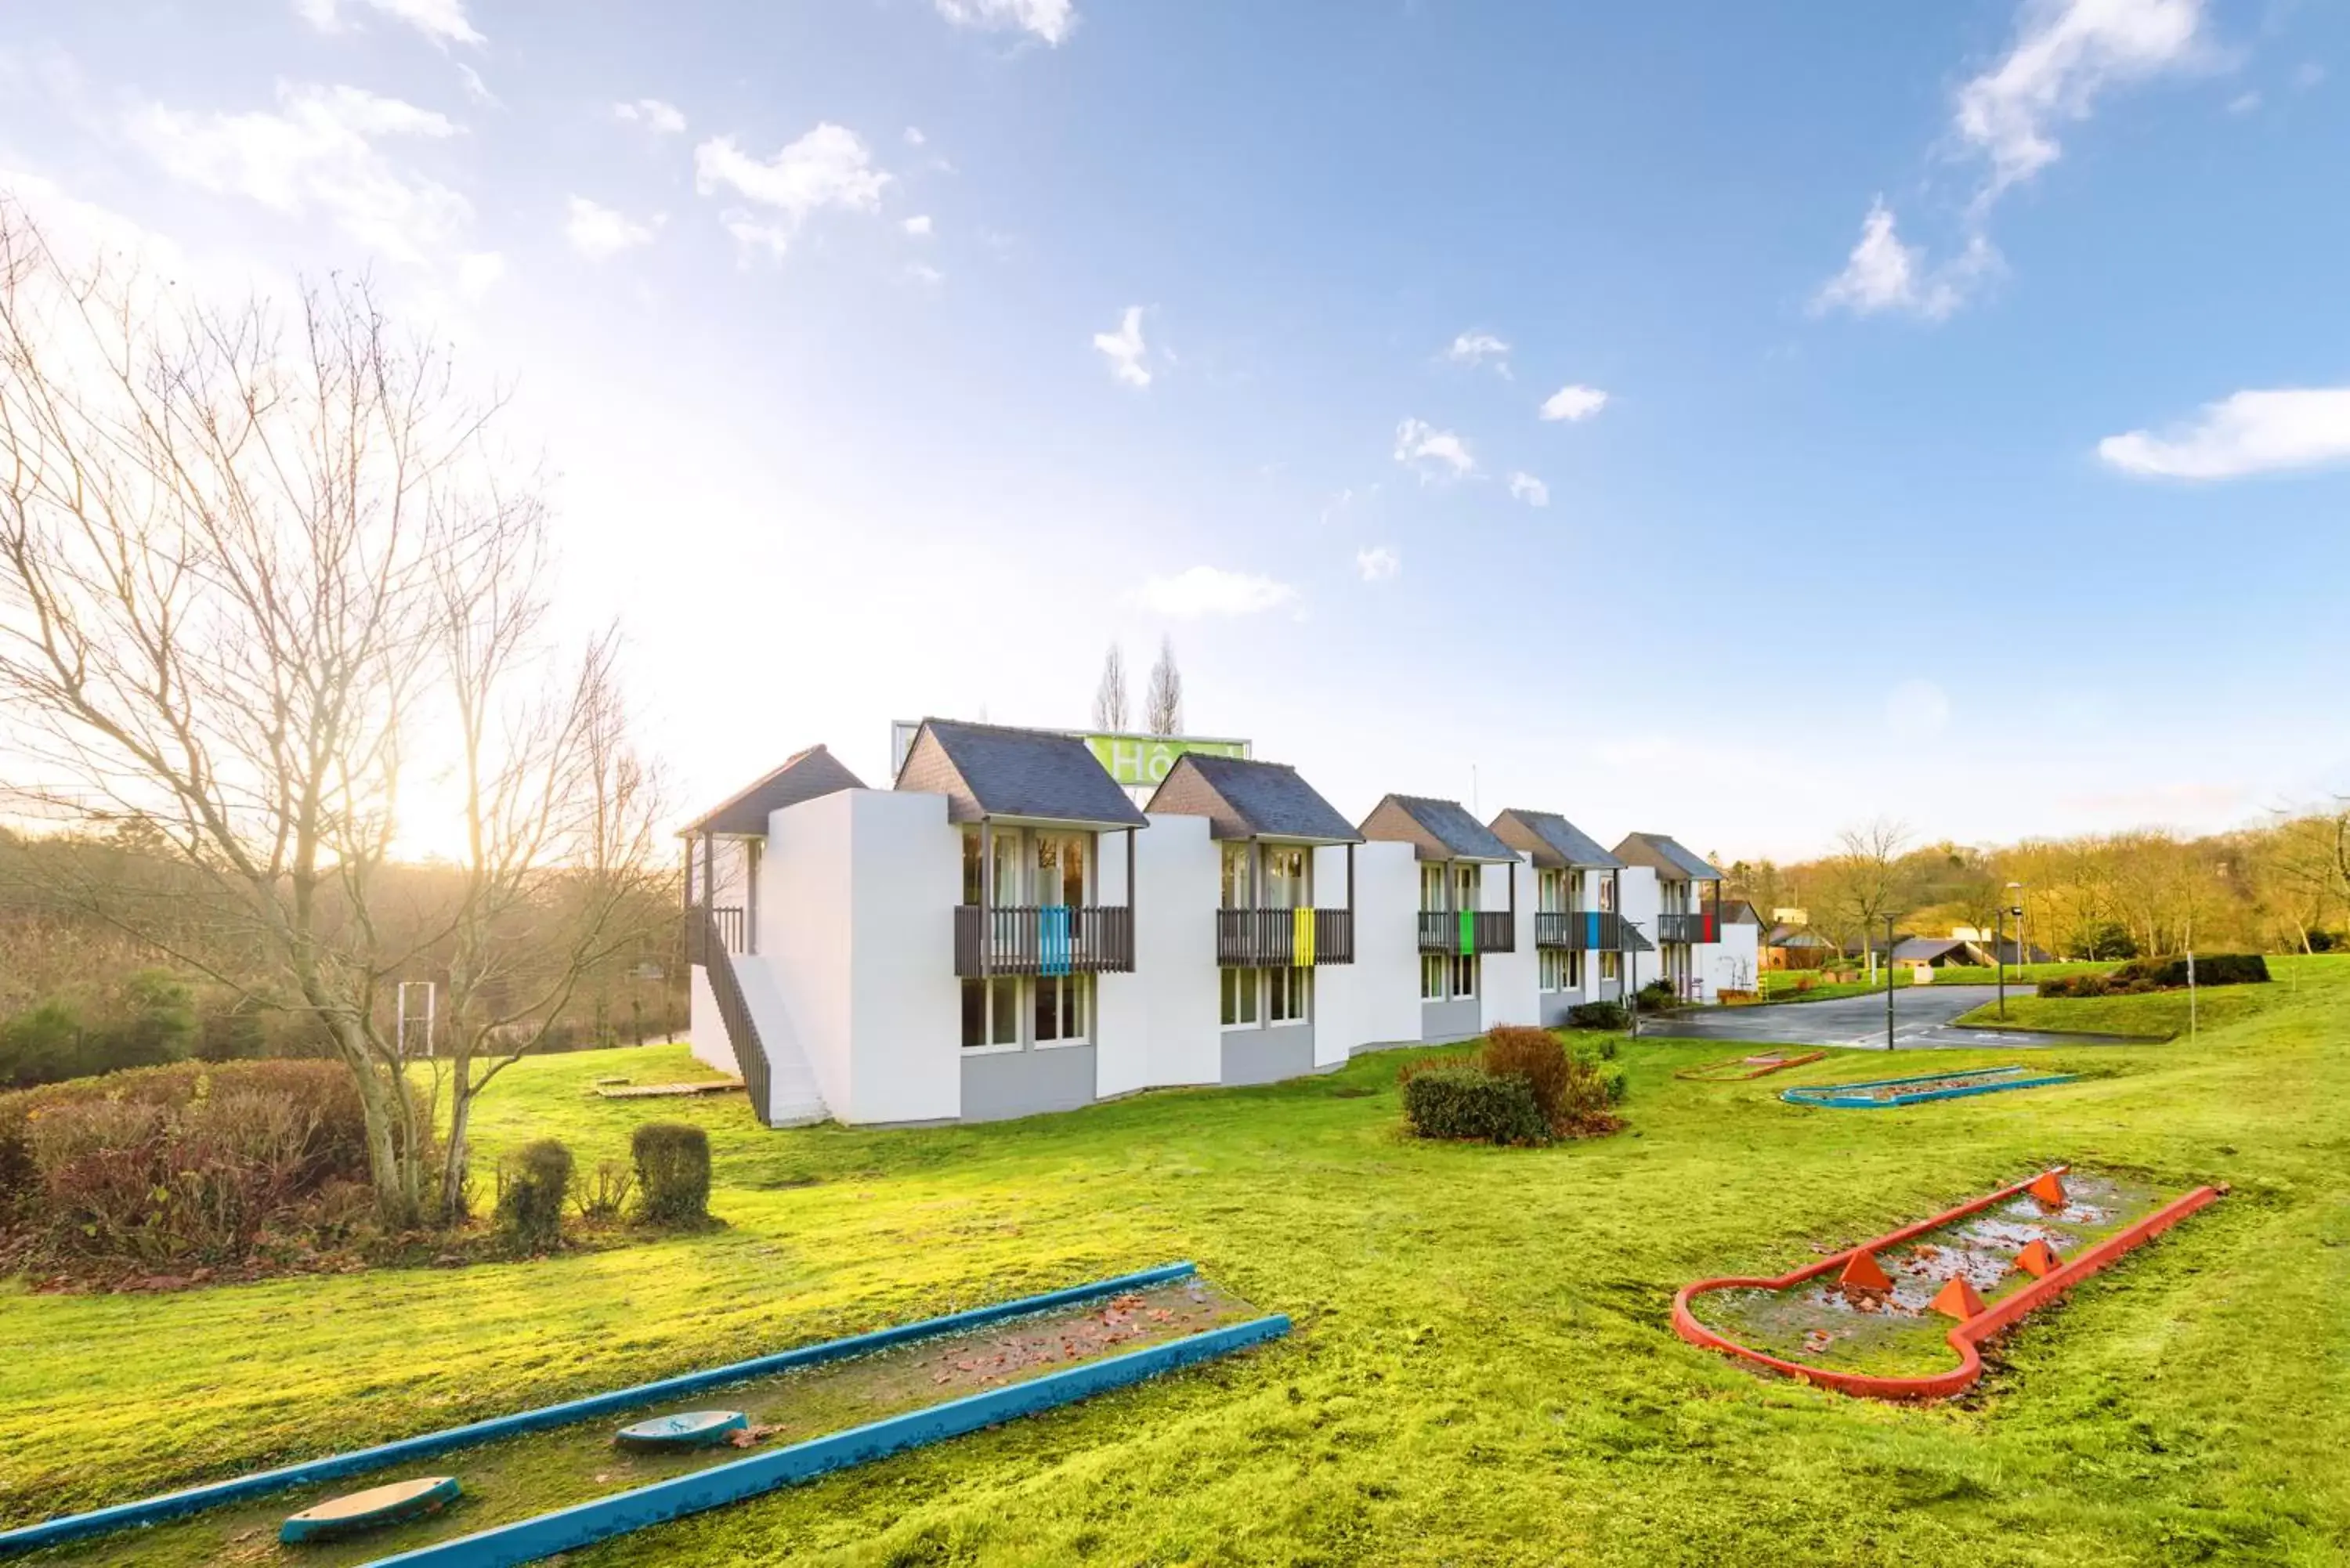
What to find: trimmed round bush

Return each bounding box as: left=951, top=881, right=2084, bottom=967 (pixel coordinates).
left=631, top=1122, right=712, bottom=1228
left=1401, top=1065, right=1549, bottom=1146
left=1564, top=999, right=1629, bottom=1032
left=494, top=1139, right=573, bottom=1252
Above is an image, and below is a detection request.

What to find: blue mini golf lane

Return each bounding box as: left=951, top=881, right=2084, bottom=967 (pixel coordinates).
left=1, top=1262, right=1285, bottom=1560
left=1781, top=1064, right=2078, bottom=1107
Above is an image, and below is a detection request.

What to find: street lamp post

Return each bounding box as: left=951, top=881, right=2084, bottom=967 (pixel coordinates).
left=1885, top=913, right=1897, bottom=1051
left=1998, top=880, right=2024, bottom=1019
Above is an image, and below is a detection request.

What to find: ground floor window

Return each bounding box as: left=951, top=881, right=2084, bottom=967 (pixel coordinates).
left=1600, top=950, right=1620, bottom=982
left=1451, top=954, right=1478, bottom=999
left=1539, top=948, right=1567, bottom=992
left=960, top=975, right=1019, bottom=1049
left=1420, top=954, right=1445, bottom=999
left=1221, top=965, right=1260, bottom=1025
left=1268, top=966, right=1311, bottom=1024
left=1036, top=973, right=1090, bottom=1043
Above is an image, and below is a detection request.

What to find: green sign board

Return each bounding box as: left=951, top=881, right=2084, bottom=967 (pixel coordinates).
left=1082, top=733, right=1250, bottom=788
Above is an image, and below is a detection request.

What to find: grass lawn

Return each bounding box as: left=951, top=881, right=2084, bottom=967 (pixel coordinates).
left=5, top=959, right=2348, bottom=1565
left=1757, top=963, right=2110, bottom=1006
left=1952, top=984, right=2272, bottom=1039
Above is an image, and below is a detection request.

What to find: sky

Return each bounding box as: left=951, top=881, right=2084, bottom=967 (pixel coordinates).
left=1, top=0, right=2346, bottom=864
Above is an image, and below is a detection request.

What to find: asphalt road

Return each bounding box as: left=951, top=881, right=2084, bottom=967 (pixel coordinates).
left=1633, top=985, right=2130, bottom=1051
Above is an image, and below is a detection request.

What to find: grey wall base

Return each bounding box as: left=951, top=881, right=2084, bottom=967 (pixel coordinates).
left=960, top=1046, right=1097, bottom=1123
left=1419, top=997, right=1480, bottom=1042
left=1220, top=1025, right=1315, bottom=1086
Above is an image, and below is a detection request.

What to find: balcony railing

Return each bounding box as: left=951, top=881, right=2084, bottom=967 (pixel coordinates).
left=683, top=905, right=747, bottom=963
left=690, top=908, right=776, bottom=1129
left=1656, top=911, right=1719, bottom=945
left=1416, top=909, right=1516, bottom=955
left=954, top=904, right=1135, bottom=978
left=1217, top=907, right=1356, bottom=967
left=1535, top=909, right=1629, bottom=951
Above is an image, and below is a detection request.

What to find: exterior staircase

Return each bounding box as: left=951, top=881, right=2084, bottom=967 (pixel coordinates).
left=695, top=909, right=828, bottom=1128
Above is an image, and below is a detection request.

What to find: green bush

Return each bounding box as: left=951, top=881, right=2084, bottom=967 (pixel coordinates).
left=1400, top=1065, right=1549, bottom=1146
left=1634, top=980, right=1679, bottom=1014
left=2117, top=953, right=2271, bottom=988
left=631, top=1122, right=712, bottom=1227
left=494, top=1139, right=573, bottom=1252
left=0, top=971, right=197, bottom=1089
left=1564, top=1000, right=1629, bottom=1031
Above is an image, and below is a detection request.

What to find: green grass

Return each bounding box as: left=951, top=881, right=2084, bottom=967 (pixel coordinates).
left=1758, top=962, right=2110, bottom=1005
left=5, top=959, right=2349, bottom=1565
left=1953, top=983, right=2272, bottom=1039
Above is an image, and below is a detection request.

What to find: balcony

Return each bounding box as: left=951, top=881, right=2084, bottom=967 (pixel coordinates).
left=1217, top=907, right=1356, bottom=966
left=1535, top=909, right=1629, bottom=951
left=1656, top=911, right=1719, bottom=945
left=683, top=905, right=747, bottom=963
left=1416, top=909, right=1516, bottom=955
left=954, top=904, right=1135, bottom=978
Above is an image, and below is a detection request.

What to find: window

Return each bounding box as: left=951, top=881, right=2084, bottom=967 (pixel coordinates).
left=1600, top=950, right=1619, bottom=982
left=1538, top=869, right=1566, bottom=915
left=1036, top=973, right=1090, bottom=1043
left=1419, top=864, right=1446, bottom=913
left=1568, top=950, right=1584, bottom=991
left=1262, top=845, right=1310, bottom=909
left=1421, top=953, right=1446, bottom=999
left=1570, top=870, right=1587, bottom=911
left=992, top=829, right=1021, bottom=905
left=1034, top=833, right=1088, bottom=909
left=1221, top=965, right=1260, bottom=1026
left=961, top=832, right=982, bottom=905
left=1451, top=954, right=1478, bottom=999
left=1268, top=966, right=1311, bottom=1024
left=1598, top=876, right=1616, bottom=913
left=960, top=975, right=1019, bottom=1048
left=1454, top=865, right=1480, bottom=911
left=1539, top=948, right=1564, bottom=992
left=1220, top=844, right=1251, bottom=909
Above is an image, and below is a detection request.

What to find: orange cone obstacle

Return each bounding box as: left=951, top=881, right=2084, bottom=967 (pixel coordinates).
left=1930, top=1276, right=1987, bottom=1321
left=2027, top=1171, right=2067, bottom=1208
left=1838, top=1251, right=1892, bottom=1292
left=2014, top=1239, right=2063, bottom=1278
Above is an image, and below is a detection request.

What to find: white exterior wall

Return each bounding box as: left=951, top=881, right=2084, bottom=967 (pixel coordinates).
left=1099, top=812, right=1221, bottom=1097
left=1319, top=840, right=1422, bottom=1057
left=1618, top=866, right=1662, bottom=992
left=688, top=966, right=736, bottom=1075
left=758, top=789, right=961, bottom=1126
left=1480, top=856, right=1541, bottom=1031
left=1703, top=922, right=1760, bottom=1000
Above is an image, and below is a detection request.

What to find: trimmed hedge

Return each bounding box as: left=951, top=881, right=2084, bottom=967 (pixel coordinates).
left=494, top=1139, right=573, bottom=1253
left=1400, top=1065, right=1549, bottom=1146
left=1564, top=1000, right=1629, bottom=1031
left=2039, top=952, right=2271, bottom=998
left=631, top=1122, right=712, bottom=1228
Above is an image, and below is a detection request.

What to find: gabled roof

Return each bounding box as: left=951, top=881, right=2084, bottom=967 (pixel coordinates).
left=893, top=718, right=1148, bottom=829
left=682, top=745, right=866, bottom=836
left=1488, top=808, right=1624, bottom=871
left=1721, top=898, right=1763, bottom=926
left=1144, top=753, right=1361, bottom=844
left=1358, top=794, right=1520, bottom=863
left=1892, top=936, right=1983, bottom=964
left=1611, top=831, right=1725, bottom=882
left=1767, top=925, right=1836, bottom=948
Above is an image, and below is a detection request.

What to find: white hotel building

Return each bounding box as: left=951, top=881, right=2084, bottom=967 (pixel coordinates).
left=682, top=720, right=1754, bottom=1128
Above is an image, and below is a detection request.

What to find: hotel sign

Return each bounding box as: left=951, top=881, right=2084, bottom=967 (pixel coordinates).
left=1082, top=732, right=1250, bottom=787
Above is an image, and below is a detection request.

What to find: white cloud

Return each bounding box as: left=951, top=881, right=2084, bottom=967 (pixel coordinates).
left=614, top=98, right=686, bottom=134
left=905, top=126, right=928, bottom=146
left=1508, top=471, right=1549, bottom=508
left=124, top=81, right=468, bottom=266
left=565, top=196, right=656, bottom=259
left=1133, top=565, right=1297, bottom=618
left=1092, top=305, right=1151, bottom=388
left=1812, top=199, right=1998, bottom=320
left=1954, top=0, right=2205, bottom=204
left=1394, top=417, right=1474, bottom=479
left=1446, top=331, right=1510, bottom=376
left=455, top=63, right=497, bottom=107
left=935, top=0, right=1076, bottom=46
left=719, top=210, right=791, bottom=265
left=1886, top=678, right=1952, bottom=742
left=902, top=214, right=934, bottom=237
left=2096, top=388, right=2350, bottom=479
left=294, top=0, right=483, bottom=47
left=904, top=262, right=945, bottom=287
left=2227, top=89, right=2262, bottom=114
left=694, top=125, right=890, bottom=225
left=1355, top=545, right=1401, bottom=582
left=456, top=250, right=504, bottom=299
left=1538, top=384, right=1610, bottom=422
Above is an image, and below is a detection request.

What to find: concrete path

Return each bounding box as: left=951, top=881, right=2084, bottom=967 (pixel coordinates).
left=1632, top=985, right=2146, bottom=1051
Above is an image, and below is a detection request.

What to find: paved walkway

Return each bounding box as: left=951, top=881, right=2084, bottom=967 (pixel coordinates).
left=1633, top=985, right=2139, bottom=1051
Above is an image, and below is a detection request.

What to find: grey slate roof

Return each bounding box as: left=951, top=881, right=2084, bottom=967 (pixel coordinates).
left=682, top=744, right=866, bottom=836
left=1144, top=753, right=1362, bottom=844
left=1611, top=831, right=1726, bottom=882
left=1488, top=808, right=1625, bottom=871
left=1359, top=793, right=1520, bottom=862
left=893, top=718, right=1148, bottom=829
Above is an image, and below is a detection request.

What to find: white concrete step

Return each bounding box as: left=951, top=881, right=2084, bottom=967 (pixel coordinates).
left=730, top=954, right=831, bottom=1128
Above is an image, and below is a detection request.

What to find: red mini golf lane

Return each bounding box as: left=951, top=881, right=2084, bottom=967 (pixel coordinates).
left=1671, top=1166, right=2222, bottom=1401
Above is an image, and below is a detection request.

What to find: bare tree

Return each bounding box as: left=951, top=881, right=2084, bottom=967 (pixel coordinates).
left=0, top=204, right=666, bottom=1227
left=1091, top=642, right=1129, bottom=732
left=1827, top=817, right=1911, bottom=981
left=1144, top=635, right=1182, bottom=736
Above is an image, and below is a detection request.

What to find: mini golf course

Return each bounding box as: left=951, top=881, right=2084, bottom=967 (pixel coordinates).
left=1673, top=1167, right=2221, bottom=1400
left=1779, top=1063, right=2075, bottom=1107
left=2, top=1263, right=1285, bottom=1566
left=1673, top=1050, right=1827, bottom=1082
